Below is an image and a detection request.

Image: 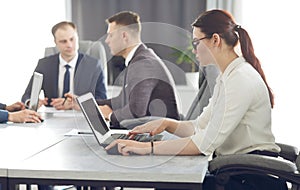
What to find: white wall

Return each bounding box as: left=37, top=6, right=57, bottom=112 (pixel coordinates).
left=0, top=0, right=66, bottom=104
left=242, top=0, right=300, bottom=148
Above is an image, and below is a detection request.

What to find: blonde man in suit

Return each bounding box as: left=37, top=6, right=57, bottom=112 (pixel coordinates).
left=22, top=21, right=107, bottom=110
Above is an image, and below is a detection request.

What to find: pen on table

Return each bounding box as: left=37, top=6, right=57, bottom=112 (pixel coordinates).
left=62, top=97, right=67, bottom=106
left=78, top=131, right=93, bottom=135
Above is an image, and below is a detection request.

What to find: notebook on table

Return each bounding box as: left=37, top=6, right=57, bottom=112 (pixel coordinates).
left=76, top=92, right=163, bottom=154
left=29, top=72, right=43, bottom=111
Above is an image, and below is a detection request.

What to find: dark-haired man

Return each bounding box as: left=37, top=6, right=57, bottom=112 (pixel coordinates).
left=98, top=11, right=179, bottom=127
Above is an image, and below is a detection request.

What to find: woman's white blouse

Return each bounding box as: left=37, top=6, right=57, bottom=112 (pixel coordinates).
left=191, top=57, right=280, bottom=156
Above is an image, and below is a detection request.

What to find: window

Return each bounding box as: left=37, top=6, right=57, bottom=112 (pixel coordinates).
left=242, top=1, right=300, bottom=148
left=0, top=0, right=66, bottom=104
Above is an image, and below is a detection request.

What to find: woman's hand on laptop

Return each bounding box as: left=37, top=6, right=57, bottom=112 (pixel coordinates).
left=129, top=118, right=168, bottom=138
left=105, top=139, right=152, bottom=156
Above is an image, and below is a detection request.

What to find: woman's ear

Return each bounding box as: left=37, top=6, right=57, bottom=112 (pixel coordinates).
left=212, top=33, right=221, bottom=46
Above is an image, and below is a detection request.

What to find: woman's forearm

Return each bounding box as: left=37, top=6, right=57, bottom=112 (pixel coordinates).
left=153, top=137, right=201, bottom=155
left=164, top=119, right=195, bottom=137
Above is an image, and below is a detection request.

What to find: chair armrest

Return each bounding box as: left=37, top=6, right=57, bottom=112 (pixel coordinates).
left=209, top=154, right=297, bottom=173
left=208, top=154, right=300, bottom=186
left=276, top=143, right=299, bottom=162
left=208, top=154, right=300, bottom=187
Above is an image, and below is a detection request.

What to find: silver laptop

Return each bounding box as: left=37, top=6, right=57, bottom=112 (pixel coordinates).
left=76, top=92, right=162, bottom=147
left=29, top=72, right=43, bottom=111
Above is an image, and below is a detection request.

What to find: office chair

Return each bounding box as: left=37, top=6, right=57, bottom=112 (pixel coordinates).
left=44, top=40, right=108, bottom=85
left=119, top=64, right=219, bottom=129
left=185, top=64, right=218, bottom=120
left=205, top=143, right=300, bottom=190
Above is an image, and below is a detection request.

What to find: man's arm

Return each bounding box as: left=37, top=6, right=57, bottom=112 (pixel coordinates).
left=21, top=75, right=34, bottom=104
left=0, top=103, right=6, bottom=110
left=0, top=110, right=8, bottom=123
left=96, top=98, right=112, bottom=107
left=21, top=58, right=45, bottom=104
left=110, top=79, right=158, bottom=126
left=94, top=62, right=107, bottom=100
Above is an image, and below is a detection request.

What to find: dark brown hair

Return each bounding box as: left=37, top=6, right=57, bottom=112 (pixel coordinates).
left=192, top=9, right=274, bottom=108
left=106, top=11, right=141, bottom=33
left=51, top=21, right=76, bottom=38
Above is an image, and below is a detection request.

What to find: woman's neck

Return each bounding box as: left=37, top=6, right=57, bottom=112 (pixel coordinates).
left=216, top=50, right=239, bottom=73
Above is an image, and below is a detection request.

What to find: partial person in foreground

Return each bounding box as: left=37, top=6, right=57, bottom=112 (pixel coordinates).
left=106, top=9, right=280, bottom=157
left=0, top=102, right=41, bottom=123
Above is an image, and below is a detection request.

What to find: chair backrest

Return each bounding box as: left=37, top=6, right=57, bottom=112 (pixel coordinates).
left=185, top=64, right=219, bottom=120
left=44, top=40, right=108, bottom=84
left=297, top=154, right=300, bottom=171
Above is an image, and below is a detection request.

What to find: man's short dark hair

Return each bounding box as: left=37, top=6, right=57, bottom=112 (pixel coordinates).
left=106, top=11, right=141, bottom=33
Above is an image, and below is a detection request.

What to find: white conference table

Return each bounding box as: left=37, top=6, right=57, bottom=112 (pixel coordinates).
left=0, top=110, right=87, bottom=166
left=0, top=109, right=209, bottom=190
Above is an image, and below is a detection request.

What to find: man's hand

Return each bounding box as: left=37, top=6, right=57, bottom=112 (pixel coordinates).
left=39, top=98, right=48, bottom=108
left=5, top=102, right=25, bottom=112
left=50, top=93, right=80, bottom=110
left=8, top=109, right=42, bottom=123
left=99, top=105, right=113, bottom=121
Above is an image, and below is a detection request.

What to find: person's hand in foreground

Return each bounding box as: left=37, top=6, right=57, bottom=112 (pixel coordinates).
left=8, top=109, right=42, bottom=123
left=5, top=102, right=25, bottom=112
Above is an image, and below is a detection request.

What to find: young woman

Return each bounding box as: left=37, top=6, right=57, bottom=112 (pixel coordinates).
left=105, top=9, right=280, bottom=157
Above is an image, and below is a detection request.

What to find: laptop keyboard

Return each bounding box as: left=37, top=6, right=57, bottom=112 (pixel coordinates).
left=111, top=134, right=162, bottom=142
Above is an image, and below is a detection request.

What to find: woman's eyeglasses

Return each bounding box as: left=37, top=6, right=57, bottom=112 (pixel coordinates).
left=192, top=37, right=209, bottom=50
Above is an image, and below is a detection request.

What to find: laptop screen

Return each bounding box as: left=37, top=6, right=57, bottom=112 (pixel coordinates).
left=29, top=72, right=43, bottom=111
left=80, top=98, right=110, bottom=135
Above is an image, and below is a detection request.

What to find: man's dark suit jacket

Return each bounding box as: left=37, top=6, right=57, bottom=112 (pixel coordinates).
left=22, top=52, right=107, bottom=106
left=0, top=103, right=6, bottom=110
left=97, top=44, right=179, bottom=127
